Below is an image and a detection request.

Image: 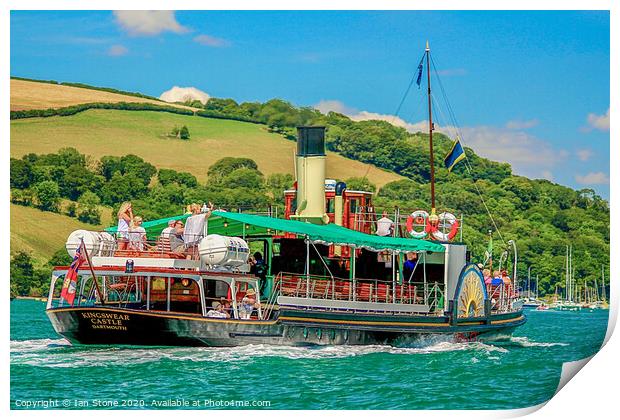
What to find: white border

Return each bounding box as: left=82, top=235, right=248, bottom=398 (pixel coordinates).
left=3, top=2, right=616, bottom=420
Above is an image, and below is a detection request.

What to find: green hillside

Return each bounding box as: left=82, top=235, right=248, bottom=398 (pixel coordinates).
left=10, top=109, right=402, bottom=186
left=10, top=203, right=106, bottom=265
left=9, top=80, right=609, bottom=297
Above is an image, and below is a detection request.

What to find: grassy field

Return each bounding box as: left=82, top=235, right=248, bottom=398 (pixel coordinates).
left=10, top=79, right=197, bottom=111
left=10, top=109, right=402, bottom=186
left=10, top=204, right=108, bottom=265
left=10, top=81, right=402, bottom=263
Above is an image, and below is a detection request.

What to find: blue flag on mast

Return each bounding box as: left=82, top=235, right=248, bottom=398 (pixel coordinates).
left=415, top=62, right=423, bottom=88
left=444, top=138, right=466, bottom=172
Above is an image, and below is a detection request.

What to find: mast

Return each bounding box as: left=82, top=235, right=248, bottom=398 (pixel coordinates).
left=565, top=245, right=569, bottom=302
left=601, top=265, right=607, bottom=302
left=425, top=41, right=437, bottom=214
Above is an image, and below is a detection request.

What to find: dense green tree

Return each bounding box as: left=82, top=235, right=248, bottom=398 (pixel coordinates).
left=77, top=191, right=102, bottom=224
left=266, top=173, right=294, bottom=203
left=208, top=157, right=259, bottom=184
left=33, top=180, right=61, bottom=212
left=179, top=125, right=190, bottom=140
left=10, top=158, right=34, bottom=189
left=344, top=177, right=377, bottom=193
left=61, top=164, right=103, bottom=200
left=222, top=168, right=264, bottom=190
left=10, top=252, right=35, bottom=296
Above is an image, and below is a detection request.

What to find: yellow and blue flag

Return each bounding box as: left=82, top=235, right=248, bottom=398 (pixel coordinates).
left=444, top=138, right=465, bottom=172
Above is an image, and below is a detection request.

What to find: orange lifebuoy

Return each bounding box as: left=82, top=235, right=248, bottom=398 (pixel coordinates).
left=406, top=210, right=429, bottom=238
left=447, top=219, right=460, bottom=240
left=431, top=212, right=459, bottom=241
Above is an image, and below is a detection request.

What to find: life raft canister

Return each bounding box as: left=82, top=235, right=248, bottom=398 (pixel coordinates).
left=431, top=212, right=460, bottom=241
left=406, top=210, right=429, bottom=238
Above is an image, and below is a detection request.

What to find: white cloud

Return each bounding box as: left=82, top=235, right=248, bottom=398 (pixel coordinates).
left=193, top=34, right=230, bottom=47
left=159, top=86, right=210, bottom=105
left=586, top=108, right=610, bottom=132
left=313, top=100, right=424, bottom=131
left=575, top=172, right=610, bottom=185
left=107, top=44, right=128, bottom=57
left=313, top=99, right=569, bottom=179
left=505, top=119, right=539, bottom=130
left=576, top=149, right=593, bottom=161
left=313, top=100, right=355, bottom=115
left=113, top=11, right=189, bottom=36
left=453, top=125, right=567, bottom=178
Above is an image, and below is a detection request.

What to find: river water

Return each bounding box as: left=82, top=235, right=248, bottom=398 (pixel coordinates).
left=10, top=299, right=608, bottom=410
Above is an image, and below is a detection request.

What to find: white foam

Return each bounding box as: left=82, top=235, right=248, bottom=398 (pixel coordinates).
left=10, top=336, right=512, bottom=368
left=10, top=338, right=71, bottom=353
left=509, top=336, right=568, bottom=348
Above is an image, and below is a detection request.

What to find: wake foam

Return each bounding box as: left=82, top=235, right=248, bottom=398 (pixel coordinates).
left=10, top=336, right=510, bottom=368
left=508, top=336, right=568, bottom=348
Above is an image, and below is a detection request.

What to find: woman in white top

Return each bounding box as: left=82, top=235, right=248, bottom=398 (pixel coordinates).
left=128, top=216, right=147, bottom=251
left=117, top=202, right=133, bottom=250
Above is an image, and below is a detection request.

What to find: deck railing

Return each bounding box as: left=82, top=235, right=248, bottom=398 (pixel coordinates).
left=487, top=283, right=517, bottom=313
left=272, top=272, right=445, bottom=310
left=73, top=232, right=205, bottom=260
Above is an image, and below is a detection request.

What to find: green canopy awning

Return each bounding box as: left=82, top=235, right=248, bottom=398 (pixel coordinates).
left=213, top=211, right=444, bottom=253
left=106, top=211, right=445, bottom=253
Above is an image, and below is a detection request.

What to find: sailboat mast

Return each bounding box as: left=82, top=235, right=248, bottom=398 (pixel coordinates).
left=425, top=41, right=436, bottom=212
left=602, top=265, right=607, bottom=302
left=565, top=245, right=569, bottom=301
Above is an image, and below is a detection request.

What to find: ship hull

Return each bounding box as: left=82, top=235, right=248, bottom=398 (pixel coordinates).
left=47, top=306, right=525, bottom=347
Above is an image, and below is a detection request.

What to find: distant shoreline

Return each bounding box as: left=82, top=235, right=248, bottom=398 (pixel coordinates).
left=12, top=296, right=46, bottom=302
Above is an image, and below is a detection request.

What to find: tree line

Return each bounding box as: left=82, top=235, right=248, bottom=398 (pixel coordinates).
left=9, top=87, right=610, bottom=298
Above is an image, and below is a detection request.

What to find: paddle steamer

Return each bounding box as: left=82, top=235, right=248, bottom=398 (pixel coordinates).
left=46, top=44, right=526, bottom=346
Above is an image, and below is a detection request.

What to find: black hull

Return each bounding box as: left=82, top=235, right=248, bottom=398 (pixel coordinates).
left=47, top=306, right=526, bottom=347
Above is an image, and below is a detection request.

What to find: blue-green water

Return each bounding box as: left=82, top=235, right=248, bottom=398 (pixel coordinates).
left=10, top=299, right=608, bottom=410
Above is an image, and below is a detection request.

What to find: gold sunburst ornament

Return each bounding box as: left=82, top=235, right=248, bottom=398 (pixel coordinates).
left=456, top=265, right=487, bottom=318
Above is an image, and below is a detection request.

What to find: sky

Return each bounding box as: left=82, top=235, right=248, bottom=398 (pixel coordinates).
left=10, top=10, right=610, bottom=198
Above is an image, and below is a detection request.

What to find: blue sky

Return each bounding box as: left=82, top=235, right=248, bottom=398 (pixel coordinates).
left=10, top=10, right=610, bottom=198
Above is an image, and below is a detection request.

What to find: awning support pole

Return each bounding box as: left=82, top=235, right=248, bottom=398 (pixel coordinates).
left=305, top=236, right=310, bottom=298
left=352, top=247, right=357, bottom=301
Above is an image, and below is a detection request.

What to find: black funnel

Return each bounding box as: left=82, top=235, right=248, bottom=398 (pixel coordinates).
left=297, top=126, right=326, bottom=157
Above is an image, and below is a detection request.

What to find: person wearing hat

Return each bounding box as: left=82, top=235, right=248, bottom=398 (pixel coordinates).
left=239, top=289, right=259, bottom=319
left=206, top=301, right=230, bottom=318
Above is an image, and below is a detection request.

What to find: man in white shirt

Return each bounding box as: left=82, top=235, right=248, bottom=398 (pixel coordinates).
left=376, top=211, right=394, bottom=237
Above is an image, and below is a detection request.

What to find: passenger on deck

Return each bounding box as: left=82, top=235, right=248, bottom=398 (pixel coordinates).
left=169, top=220, right=186, bottom=254
left=220, top=298, right=233, bottom=317
left=206, top=301, right=230, bottom=318
left=403, top=252, right=418, bottom=283
left=117, top=202, right=133, bottom=251
left=183, top=202, right=214, bottom=246
left=158, top=220, right=176, bottom=251
left=491, top=270, right=503, bottom=287
left=250, top=252, right=268, bottom=296
left=376, top=211, right=394, bottom=237
left=128, top=216, right=147, bottom=251
left=239, top=289, right=259, bottom=319
left=483, top=269, right=492, bottom=285
left=501, top=270, right=512, bottom=285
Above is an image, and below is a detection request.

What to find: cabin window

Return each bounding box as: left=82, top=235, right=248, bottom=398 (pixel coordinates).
left=49, top=274, right=66, bottom=308
left=326, top=198, right=335, bottom=213
left=147, top=276, right=169, bottom=311
left=168, top=278, right=202, bottom=314
left=349, top=198, right=359, bottom=213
